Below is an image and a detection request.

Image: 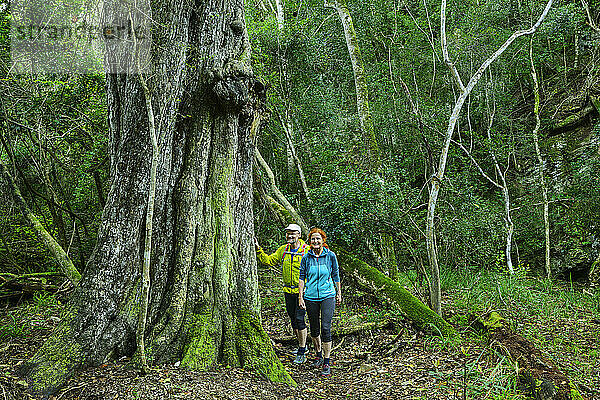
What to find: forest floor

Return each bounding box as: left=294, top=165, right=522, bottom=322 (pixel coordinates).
left=1, top=267, right=599, bottom=400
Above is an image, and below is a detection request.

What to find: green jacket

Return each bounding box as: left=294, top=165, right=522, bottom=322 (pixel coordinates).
left=256, top=239, right=310, bottom=294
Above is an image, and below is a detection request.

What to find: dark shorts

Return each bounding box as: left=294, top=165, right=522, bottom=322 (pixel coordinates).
left=284, top=292, right=306, bottom=331
left=305, top=296, right=335, bottom=342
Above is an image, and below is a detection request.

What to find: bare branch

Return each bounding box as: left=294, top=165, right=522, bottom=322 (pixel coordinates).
left=440, top=0, right=465, bottom=92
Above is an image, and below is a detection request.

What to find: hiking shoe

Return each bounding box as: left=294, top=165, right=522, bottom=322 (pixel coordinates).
left=293, top=354, right=306, bottom=364
left=321, top=364, right=331, bottom=376
left=292, top=348, right=310, bottom=356
left=311, top=357, right=323, bottom=368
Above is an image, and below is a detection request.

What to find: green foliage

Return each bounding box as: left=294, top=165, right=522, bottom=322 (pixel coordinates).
left=0, top=72, right=108, bottom=273
left=0, top=0, right=596, bottom=306
left=247, top=0, right=600, bottom=281
left=444, top=267, right=598, bottom=395
left=0, top=292, right=61, bottom=341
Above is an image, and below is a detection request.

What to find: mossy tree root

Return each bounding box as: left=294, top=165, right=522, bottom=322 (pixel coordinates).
left=17, top=306, right=85, bottom=397
left=232, top=310, right=295, bottom=385
left=336, top=250, right=457, bottom=338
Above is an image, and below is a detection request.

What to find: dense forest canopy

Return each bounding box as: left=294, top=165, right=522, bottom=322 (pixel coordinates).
left=246, top=0, right=599, bottom=279
left=0, top=0, right=598, bottom=281
left=0, top=0, right=599, bottom=397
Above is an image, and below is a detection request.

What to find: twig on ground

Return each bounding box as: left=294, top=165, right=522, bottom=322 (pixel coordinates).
left=333, top=336, right=345, bottom=351
left=56, top=385, right=85, bottom=400
left=384, top=328, right=405, bottom=356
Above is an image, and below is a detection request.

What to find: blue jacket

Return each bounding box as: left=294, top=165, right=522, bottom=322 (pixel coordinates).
left=299, top=247, right=340, bottom=301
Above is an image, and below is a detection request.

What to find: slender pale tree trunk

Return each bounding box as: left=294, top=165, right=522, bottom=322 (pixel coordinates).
left=324, top=0, right=403, bottom=276
left=268, top=1, right=312, bottom=203
left=131, top=11, right=157, bottom=373
left=530, top=41, right=552, bottom=279
left=581, top=0, right=599, bottom=31
left=486, top=108, right=515, bottom=275
left=427, top=0, right=553, bottom=315
left=279, top=112, right=312, bottom=203
left=255, top=147, right=309, bottom=235
left=590, top=253, right=600, bottom=288
left=500, top=181, right=515, bottom=274
left=0, top=159, right=81, bottom=284
left=324, top=0, right=379, bottom=171
left=453, top=109, right=515, bottom=276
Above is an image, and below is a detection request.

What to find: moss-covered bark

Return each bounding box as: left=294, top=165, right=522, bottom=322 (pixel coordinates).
left=232, top=310, right=295, bottom=385
left=18, top=305, right=84, bottom=395
left=18, top=0, right=292, bottom=396
left=336, top=250, right=457, bottom=338
left=548, top=103, right=596, bottom=137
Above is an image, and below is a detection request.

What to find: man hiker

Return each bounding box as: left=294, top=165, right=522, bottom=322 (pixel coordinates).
left=254, top=224, right=310, bottom=364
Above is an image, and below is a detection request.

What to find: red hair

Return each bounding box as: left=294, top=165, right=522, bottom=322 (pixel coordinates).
left=308, top=228, right=329, bottom=248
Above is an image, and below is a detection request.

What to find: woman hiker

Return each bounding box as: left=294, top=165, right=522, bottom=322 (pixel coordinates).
left=298, top=228, right=342, bottom=376
left=255, top=223, right=311, bottom=364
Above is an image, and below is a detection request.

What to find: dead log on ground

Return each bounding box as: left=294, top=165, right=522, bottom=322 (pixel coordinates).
left=272, top=318, right=393, bottom=345
left=476, top=312, right=584, bottom=400
left=336, top=250, right=457, bottom=338
left=0, top=272, right=66, bottom=299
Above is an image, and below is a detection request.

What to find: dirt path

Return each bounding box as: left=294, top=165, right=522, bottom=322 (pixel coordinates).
left=1, top=269, right=598, bottom=399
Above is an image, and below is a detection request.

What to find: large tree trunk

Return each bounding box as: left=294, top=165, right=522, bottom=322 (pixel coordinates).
left=18, top=0, right=292, bottom=396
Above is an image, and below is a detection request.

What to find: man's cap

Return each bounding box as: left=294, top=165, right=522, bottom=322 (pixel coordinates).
left=284, top=224, right=302, bottom=233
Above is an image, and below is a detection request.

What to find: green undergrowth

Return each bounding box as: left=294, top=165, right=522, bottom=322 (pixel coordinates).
left=437, top=266, right=600, bottom=396
left=260, top=290, right=285, bottom=310
left=440, top=266, right=600, bottom=321
left=0, top=292, right=62, bottom=342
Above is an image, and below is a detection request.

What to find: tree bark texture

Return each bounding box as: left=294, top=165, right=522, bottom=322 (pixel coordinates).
left=18, top=0, right=292, bottom=395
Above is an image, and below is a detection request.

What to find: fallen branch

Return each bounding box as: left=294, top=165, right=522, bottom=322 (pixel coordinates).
left=384, top=328, right=406, bottom=356
left=336, top=250, right=457, bottom=338
left=476, top=312, right=583, bottom=400
left=0, top=272, right=65, bottom=296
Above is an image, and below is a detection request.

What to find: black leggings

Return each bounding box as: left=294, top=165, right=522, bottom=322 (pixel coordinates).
left=305, top=297, right=335, bottom=342
left=284, top=292, right=306, bottom=330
